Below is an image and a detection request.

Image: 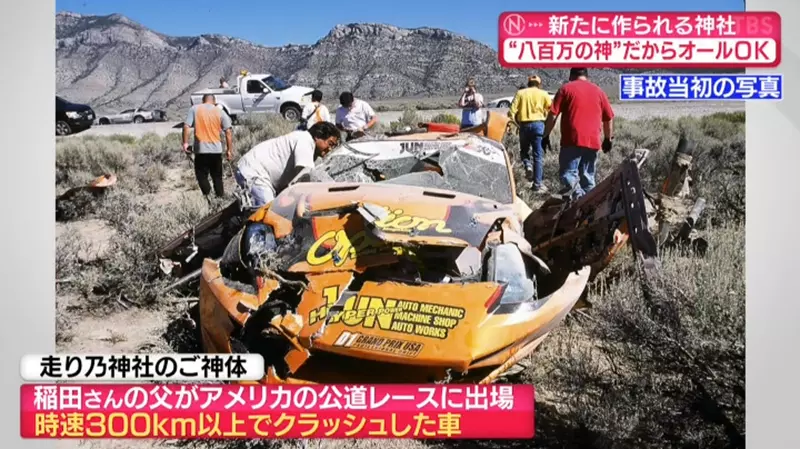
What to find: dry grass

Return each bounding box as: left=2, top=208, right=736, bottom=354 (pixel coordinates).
left=522, top=221, right=745, bottom=448
left=338, top=84, right=623, bottom=113
left=55, top=110, right=745, bottom=449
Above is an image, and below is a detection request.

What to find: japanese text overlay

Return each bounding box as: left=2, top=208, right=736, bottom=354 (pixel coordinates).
left=21, top=384, right=535, bottom=439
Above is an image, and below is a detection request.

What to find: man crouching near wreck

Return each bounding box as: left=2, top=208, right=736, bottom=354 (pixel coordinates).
left=233, top=121, right=340, bottom=207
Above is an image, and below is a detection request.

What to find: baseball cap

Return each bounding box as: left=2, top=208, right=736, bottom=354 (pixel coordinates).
left=528, top=75, right=542, bottom=84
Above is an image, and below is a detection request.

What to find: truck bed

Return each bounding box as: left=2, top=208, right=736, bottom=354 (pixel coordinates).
left=192, top=87, right=238, bottom=95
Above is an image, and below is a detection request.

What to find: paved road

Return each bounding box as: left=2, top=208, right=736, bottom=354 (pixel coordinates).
left=65, top=102, right=745, bottom=139
left=64, top=121, right=183, bottom=139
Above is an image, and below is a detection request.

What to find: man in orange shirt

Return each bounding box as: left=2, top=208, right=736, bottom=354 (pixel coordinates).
left=542, top=68, right=614, bottom=200
left=182, top=94, right=234, bottom=199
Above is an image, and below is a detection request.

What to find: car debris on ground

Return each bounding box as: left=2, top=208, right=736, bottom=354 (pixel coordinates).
left=55, top=174, right=117, bottom=221
left=646, top=136, right=709, bottom=255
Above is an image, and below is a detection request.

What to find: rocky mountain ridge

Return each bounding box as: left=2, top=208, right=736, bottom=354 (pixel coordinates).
left=56, top=11, right=626, bottom=112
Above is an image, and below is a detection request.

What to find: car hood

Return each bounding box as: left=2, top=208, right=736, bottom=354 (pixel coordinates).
left=248, top=182, right=521, bottom=273
left=281, top=85, right=314, bottom=99
left=60, top=101, right=93, bottom=112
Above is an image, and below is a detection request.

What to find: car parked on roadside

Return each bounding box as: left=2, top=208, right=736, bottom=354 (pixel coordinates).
left=96, top=108, right=167, bottom=125
left=56, top=96, right=95, bottom=136
left=189, top=70, right=314, bottom=122
left=486, top=91, right=556, bottom=109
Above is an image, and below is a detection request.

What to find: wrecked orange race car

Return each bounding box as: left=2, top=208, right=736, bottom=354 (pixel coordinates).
left=186, top=115, right=659, bottom=385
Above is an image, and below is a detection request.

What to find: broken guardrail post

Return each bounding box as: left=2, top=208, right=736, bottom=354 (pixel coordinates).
left=661, top=134, right=694, bottom=197
left=654, top=137, right=696, bottom=247
left=652, top=136, right=710, bottom=255
left=677, top=197, right=709, bottom=255
left=678, top=197, right=707, bottom=241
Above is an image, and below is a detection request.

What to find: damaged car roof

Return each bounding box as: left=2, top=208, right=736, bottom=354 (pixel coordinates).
left=306, top=132, right=515, bottom=205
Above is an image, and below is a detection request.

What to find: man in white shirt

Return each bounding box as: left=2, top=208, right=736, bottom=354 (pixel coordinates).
left=335, top=91, right=377, bottom=141
left=234, top=121, right=340, bottom=207
left=299, top=90, right=331, bottom=130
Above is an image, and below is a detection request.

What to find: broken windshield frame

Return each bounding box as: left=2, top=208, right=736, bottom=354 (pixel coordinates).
left=307, top=137, right=515, bottom=204
left=262, top=76, right=290, bottom=91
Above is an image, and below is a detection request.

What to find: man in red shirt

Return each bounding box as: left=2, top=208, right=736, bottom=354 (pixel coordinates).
left=542, top=68, right=615, bottom=199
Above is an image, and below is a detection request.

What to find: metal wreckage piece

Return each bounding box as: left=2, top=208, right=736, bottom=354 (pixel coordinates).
left=156, top=192, right=259, bottom=293
left=649, top=136, right=709, bottom=255
left=56, top=174, right=117, bottom=221
left=523, top=149, right=660, bottom=282
left=153, top=113, right=707, bottom=384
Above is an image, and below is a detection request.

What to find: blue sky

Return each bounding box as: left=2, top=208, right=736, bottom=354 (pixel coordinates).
left=56, top=0, right=745, bottom=49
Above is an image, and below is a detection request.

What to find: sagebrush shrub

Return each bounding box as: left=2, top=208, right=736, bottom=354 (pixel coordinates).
left=430, top=113, right=461, bottom=124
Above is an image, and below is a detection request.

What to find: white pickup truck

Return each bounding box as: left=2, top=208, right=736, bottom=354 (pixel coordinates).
left=189, top=72, right=314, bottom=122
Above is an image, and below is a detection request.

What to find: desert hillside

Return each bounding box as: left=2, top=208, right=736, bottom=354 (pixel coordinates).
left=56, top=11, right=629, bottom=111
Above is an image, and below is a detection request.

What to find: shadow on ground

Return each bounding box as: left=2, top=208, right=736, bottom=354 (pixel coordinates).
left=162, top=303, right=204, bottom=354
left=423, top=401, right=609, bottom=449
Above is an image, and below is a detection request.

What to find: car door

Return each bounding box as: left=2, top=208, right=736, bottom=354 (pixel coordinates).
left=116, top=109, right=135, bottom=124
left=258, top=77, right=281, bottom=113
left=241, top=79, right=270, bottom=113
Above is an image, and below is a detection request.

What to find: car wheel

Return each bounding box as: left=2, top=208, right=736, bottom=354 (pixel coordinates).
left=98, top=118, right=110, bottom=125
left=282, top=105, right=301, bottom=121
left=56, top=120, right=71, bottom=136
left=133, top=116, right=144, bottom=124
left=497, top=100, right=511, bottom=108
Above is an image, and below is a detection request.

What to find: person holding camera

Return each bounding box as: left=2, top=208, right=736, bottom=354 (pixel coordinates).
left=458, top=78, right=485, bottom=129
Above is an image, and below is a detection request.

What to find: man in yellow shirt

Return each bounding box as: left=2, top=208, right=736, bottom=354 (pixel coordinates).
left=509, top=75, right=552, bottom=193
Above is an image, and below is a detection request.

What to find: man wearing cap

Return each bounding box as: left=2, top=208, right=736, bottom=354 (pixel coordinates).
left=542, top=68, right=615, bottom=199
left=509, top=75, right=552, bottom=193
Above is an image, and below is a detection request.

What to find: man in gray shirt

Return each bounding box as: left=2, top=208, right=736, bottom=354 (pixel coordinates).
left=182, top=94, right=233, bottom=198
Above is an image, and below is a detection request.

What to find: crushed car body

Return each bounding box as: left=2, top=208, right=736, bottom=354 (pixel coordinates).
left=156, top=112, right=516, bottom=281
left=186, top=128, right=659, bottom=384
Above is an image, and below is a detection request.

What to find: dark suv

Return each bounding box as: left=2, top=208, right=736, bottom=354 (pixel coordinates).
left=56, top=96, right=95, bottom=136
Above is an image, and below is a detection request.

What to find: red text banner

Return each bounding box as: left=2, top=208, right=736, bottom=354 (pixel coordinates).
left=21, top=384, right=535, bottom=439
left=498, top=12, right=781, bottom=68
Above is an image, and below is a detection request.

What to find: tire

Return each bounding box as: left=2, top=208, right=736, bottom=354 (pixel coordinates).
left=98, top=118, right=110, bottom=125
left=497, top=100, right=511, bottom=108
left=133, top=116, right=144, bottom=124
left=56, top=120, right=72, bottom=136
left=282, top=104, right=302, bottom=121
